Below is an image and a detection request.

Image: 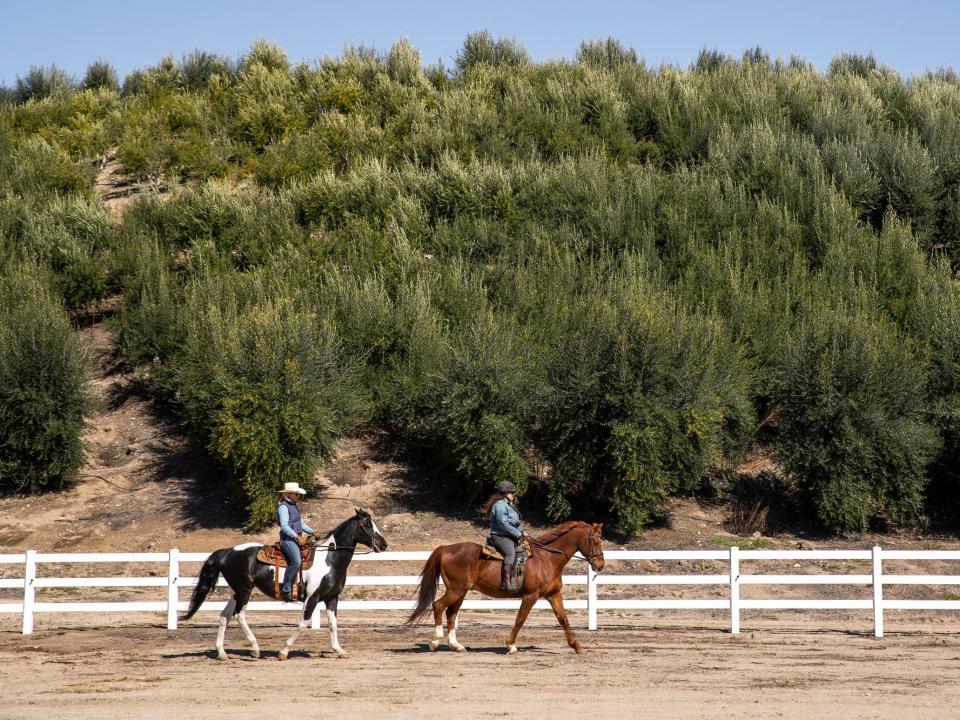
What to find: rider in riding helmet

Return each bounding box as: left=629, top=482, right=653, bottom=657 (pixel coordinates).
left=488, top=480, right=525, bottom=592
left=278, top=482, right=315, bottom=601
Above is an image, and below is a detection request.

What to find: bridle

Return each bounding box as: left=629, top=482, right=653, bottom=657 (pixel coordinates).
left=307, top=515, right=383, bottom=554
left=527, top=525, right=604, bottom=570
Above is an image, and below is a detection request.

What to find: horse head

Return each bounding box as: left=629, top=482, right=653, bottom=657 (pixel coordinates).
left=353, top=507, right=388, bottom=552
left=577, top=522, right=605, bottom=572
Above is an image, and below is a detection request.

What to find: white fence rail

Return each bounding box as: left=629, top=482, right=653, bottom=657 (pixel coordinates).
left=3, top=546, right=960, bottom=636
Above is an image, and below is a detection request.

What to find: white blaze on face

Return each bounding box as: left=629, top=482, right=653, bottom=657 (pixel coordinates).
left=370, top=518, right=382, bottom=540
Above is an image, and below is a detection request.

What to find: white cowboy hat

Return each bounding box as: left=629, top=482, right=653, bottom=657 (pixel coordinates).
left=280, top=482, right=307, bottom=495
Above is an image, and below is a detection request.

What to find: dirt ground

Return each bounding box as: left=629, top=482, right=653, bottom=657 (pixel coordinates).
left=2, top=610, right=959, bottom=720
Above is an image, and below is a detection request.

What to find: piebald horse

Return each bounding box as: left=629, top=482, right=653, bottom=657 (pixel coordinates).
left=406, top=521, right=604, bottom=653
left=182, top=508, right=388, bottom=660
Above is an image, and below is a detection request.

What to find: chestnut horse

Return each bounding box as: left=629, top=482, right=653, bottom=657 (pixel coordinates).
left=405, top=521, right=604, bottom=653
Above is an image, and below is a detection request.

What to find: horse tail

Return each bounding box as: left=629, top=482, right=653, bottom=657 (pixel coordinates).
left=405, top=546, right=443, bottom=625
left=181, top=548, right=230, bottom=621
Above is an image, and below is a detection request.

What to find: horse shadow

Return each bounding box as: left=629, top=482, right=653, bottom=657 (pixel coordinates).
left=162, top=649, right=313, bottom=661
left=390, top=643, right=535, bottom=655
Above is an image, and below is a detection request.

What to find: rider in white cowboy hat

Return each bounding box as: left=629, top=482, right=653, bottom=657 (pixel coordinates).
left=277, top=482, right=315, bottom=601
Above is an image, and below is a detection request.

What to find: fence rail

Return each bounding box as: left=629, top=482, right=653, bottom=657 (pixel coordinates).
left=2, top=546, right=960, bottom=636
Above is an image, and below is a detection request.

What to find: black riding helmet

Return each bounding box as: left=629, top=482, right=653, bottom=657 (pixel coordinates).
left=497, top=481, right=517, bottom=495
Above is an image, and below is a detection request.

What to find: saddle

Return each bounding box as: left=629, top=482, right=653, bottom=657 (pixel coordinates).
left=256, top=536, right=316, bottom=601
left=480, top=538, right=532, bottom=561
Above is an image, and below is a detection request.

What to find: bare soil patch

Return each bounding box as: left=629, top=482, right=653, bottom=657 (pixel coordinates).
left=1, top=612, right=959, bottom=719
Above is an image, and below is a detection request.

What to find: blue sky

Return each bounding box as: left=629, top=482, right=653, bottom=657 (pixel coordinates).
left=2, top=0, right=957, bottom=85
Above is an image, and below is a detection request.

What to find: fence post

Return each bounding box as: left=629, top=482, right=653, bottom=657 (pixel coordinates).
left=167, top=549, right=180, bottom=630
left=729, top=546, right=740, bottom=635
left=872, top=545, right=883, bottom=638
left=587, top=565, right=598, bottom=631
left=22, top=550, right=37, bottom=635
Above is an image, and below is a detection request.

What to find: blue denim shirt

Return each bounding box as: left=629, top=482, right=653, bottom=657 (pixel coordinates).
left=278, top=503, right=314, bottom=540
left=490, top=499, right=523, bottom=540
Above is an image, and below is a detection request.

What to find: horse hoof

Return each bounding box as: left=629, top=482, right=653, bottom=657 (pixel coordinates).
left=335, top=651, right=348, bottom=659
left=506, top=644, right=518, bottom=654
left=452, top=644, right=467, bottom=653
left=278, top=649, right=289, bottom=662
left=573, top=644, right=584, bottom=654
left=217, top=653, right=228, bottom=661
left=250, top=649, right=260, bottom=659
left=428, top=640, right=440, bottom=652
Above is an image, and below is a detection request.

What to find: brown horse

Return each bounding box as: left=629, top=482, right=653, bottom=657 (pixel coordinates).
left=405, top=521, right=605, bottom=654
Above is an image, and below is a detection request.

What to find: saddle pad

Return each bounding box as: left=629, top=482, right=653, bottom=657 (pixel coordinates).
left=255, top=541, right=315, bottom=571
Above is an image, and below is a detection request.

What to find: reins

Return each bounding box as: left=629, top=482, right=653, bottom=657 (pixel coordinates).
left=527, top=526, right=603, bottom=563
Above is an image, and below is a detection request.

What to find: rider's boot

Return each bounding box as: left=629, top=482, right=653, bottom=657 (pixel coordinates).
left=500, top=563, right=514, bottom=592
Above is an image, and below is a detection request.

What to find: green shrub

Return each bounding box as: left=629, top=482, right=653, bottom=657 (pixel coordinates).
left=771, top=305, right=940, bottom=533
left=165, top=275, right=367, bottom=528
left=15, top=65, right=74, bottom=102
left=82, top=62, right=119, bottom=92
left=0, top=268, right=90, bottom=493
left=535, top=270, right=753, bottom=533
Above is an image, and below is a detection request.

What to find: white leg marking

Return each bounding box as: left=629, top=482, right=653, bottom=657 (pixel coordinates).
left=235, top=610, right=260, bottom=659
left=428, top=623, right=443, bottom=651
left=448, top=621, right=466, bottom=652
left=279, top=618, right=309, bottom=661
left=507, top=643, right=518, bottom=654
left=216, top=598, right=236, bottom=660
left=328, top=609, right=345, bottom=656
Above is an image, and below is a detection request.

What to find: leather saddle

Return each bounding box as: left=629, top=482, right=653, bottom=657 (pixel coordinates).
left=255, top=539, right=316, bottom=571
left=256, top=537, right=317, bottom=601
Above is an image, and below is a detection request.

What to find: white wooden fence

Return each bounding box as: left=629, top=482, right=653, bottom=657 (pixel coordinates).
left=3, top=547, right=960, bottom=637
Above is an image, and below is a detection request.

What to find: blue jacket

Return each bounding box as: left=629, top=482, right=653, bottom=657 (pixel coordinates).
left=490, top=499, right=523, bottom=541
left=278, top=500, right=314, bottom=540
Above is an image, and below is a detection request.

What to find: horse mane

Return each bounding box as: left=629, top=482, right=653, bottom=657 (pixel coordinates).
left=317, top=512, right=364, bottom=542
left=531, top=520, right=588, bottom=544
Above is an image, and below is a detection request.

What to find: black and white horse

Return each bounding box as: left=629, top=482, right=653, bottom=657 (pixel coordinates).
left=182, top=507, right=388, bottom=660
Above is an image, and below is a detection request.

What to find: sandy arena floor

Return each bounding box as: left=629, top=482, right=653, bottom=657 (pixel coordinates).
left=2, top=610, right=959, bottom=720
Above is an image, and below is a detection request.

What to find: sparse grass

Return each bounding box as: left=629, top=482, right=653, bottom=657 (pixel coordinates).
left=709, top=536, right=776, bottom=550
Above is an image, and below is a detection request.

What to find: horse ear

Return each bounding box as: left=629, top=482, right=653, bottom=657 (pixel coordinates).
left=355, top=507, right=362, bottom=516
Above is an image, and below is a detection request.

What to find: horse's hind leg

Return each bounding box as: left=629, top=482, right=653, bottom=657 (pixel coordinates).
left=429, top=588, right=463, bottom=651
left=233, top=592, right=260, bottom=659
left=216, top=597, right=237, bottom=660
left=445, top=598, right=466, bottom=652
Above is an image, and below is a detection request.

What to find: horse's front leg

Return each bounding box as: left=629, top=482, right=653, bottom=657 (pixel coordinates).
left=545, top=590, right=582, bottom=653
left=278, top=593, right=319, bottom=661
left=326, top=597, right=346, bottom=657
left=505, top=592, right=538, bottom=654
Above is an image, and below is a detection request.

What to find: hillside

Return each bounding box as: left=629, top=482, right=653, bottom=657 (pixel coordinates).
left=2, top=37, right=960, bottom=540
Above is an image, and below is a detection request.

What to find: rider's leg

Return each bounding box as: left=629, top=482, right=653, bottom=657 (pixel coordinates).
left=490, top=535, right=515, bottom=591
left=279, top=539, right=301, bottom=598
